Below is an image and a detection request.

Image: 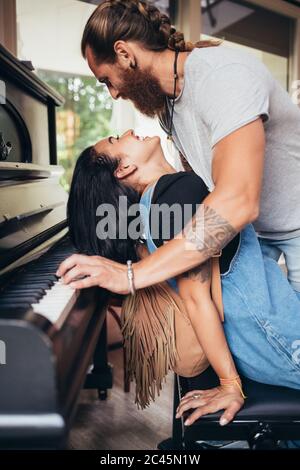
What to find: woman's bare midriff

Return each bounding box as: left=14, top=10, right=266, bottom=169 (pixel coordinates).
left=170, top=287, right=210, bottom=377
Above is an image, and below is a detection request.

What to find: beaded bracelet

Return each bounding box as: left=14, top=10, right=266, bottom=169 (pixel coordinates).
left=219, top=375, right=247, bottom=399
left=126, top=260, right=135, bottom=295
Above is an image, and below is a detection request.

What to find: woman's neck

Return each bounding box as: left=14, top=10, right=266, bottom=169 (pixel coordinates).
left=138, top=161, right=177, bottom=195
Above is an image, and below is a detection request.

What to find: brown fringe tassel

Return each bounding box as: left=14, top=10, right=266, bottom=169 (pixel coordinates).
left=120, top=283, right=184, bottom=409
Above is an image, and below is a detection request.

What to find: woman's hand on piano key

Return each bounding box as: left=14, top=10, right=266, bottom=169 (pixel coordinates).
left=56, top=254, right=130, bottom=294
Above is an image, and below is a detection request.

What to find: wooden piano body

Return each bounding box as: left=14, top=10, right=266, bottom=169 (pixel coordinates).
left=0, top=44, right=113, bottom=449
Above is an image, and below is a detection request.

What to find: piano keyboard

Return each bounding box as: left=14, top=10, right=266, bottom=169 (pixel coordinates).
left=0, top=238, right=77, bottom=329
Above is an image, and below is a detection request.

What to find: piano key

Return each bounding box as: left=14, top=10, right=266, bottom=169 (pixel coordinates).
left=3, top=288, right=45, bottom=295
left=12, top=279, right=54, bottom=289
left=31, top=280, right=79, bottom=330
left=0, top=295, right=39, bottom=302
left=0, top=293, right=44, bottom=302
left=0, top=301, right=31, bottom=309
left=7, top=283, right=50, bottom=290
left=17, top=274, right=58, bottom=282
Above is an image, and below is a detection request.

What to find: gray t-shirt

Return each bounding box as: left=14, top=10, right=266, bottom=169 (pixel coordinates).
left=165, top=45, right=300, bottom=240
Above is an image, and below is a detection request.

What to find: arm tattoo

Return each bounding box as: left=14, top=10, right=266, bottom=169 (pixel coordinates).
left=184, top=204, right=237, bottom=255
left=183, top=259, right=211, bottom=283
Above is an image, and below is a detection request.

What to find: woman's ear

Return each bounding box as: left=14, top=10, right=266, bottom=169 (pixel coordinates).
left=114, top=163, right=137, bottom=180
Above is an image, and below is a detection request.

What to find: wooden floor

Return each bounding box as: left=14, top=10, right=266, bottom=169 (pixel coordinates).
left=68, top=347, right=174, bottom=450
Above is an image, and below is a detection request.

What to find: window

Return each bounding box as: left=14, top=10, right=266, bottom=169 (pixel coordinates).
left=201, top=0, right=295, bottom=90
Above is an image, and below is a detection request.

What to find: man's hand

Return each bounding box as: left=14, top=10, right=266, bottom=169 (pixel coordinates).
left=175, top=385, right=244, bottom=427
left=56, top=254, right=130, bottom=294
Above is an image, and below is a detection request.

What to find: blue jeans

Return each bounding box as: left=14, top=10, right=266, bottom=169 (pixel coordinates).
left=220, top=225, right=300, bottom=390
left=258, top=235, right=300, bottom=302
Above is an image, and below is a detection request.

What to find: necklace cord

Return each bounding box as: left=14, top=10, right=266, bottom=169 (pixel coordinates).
left=168, top=49, right=180, bottom=140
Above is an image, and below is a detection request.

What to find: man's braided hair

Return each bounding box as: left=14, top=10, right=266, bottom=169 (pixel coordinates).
left=81, top=0, right=221, bottom=61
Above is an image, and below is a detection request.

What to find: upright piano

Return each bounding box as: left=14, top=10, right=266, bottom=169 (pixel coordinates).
left=0, top=44, right=113, bottom=449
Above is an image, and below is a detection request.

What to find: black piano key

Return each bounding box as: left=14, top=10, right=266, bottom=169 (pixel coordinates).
left=0, top=290, right=44, bottom=299
left=29, top=268, right=57, bottom=273
left=13, top=279, right=55, bottom=288
left=17, top=274, right=57, bottom=281
left=0, top=302, right=31, bottom=309
left=0, top=295, right=39, bottom=303
left=8, top=283, right=49, bottom=290
left=4, top=289, right=46, bottom=299
left=2, top=288, right=45, bottom=295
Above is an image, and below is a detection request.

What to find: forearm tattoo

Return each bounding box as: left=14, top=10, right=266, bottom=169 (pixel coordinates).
left=183, top=259, right=211, bottom=283
left=184, top=204, right=237, bottom=256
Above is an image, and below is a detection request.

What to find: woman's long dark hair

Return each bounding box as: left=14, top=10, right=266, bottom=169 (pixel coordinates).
left=67, top=146, right=140, bottom=264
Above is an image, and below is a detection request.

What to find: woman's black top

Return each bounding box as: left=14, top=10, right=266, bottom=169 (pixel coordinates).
left=149, top=171, right=240, bottom=274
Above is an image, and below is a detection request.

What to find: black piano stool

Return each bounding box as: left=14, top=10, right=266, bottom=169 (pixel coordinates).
left=158, top=367, right=300, bottom=450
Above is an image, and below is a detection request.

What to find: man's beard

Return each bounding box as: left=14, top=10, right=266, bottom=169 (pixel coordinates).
left=117, top=66, right=167, bottom=118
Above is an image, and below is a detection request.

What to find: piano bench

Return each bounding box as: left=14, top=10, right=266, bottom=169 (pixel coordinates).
left=165, top=367, right=300, bottom=450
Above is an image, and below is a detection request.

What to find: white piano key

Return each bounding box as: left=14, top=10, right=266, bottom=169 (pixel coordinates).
left=31, top=280, right=79, bottom=330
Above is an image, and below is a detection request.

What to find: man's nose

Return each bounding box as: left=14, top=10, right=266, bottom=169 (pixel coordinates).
left=108, top=87, right=120, bottom=100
